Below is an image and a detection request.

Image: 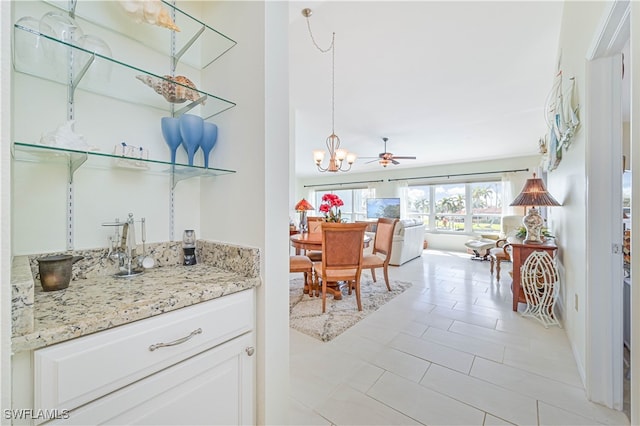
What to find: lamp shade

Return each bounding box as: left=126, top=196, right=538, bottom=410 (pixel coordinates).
left=295, top=198, right=314, bottom=211
left=510, top=174, right=561, bottom=207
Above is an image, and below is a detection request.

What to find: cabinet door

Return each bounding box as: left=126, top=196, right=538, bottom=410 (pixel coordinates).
left=53, top=332, right=255, bottom=425
left=35, top=290, right=254, bottom=413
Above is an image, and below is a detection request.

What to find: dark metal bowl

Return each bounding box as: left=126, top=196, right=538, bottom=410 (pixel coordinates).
left=37, top=255, right=83, bottom=291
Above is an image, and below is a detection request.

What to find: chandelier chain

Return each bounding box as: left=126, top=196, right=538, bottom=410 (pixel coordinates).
left=305, top=17, right=336, bottom=134
left=331, top=32, right=335, bottom=134
left=304, top=9, right=353, bottom=172
left=304, top=17, right=334, bottom=53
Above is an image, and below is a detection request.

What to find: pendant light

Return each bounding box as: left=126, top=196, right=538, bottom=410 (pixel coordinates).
left=302, top=8, right=356, bottom=172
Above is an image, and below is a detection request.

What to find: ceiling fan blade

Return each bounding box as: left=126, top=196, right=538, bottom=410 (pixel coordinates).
left=391, top=159, right=400, bottom=165
left=358, top=156, right=380, bottom=160
left=391, top=156, right=417, bottom=160
left=365, top=159, right=380, bottom=164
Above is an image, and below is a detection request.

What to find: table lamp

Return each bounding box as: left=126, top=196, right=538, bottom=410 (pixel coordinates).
left=295, top=198, right=314, bottom=233
left=509, top=173, right=561, bottom=244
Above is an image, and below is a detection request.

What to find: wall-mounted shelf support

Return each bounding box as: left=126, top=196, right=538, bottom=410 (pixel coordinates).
left=174, top=95, right=207, bottom=117
left=67, top=152, right=88, bottom=183
left=68, top=0, right=77, bottom=18
left=170, top=167, right=203, bottom=190
left=65, top=11, right=82, bottom=249
left=66, top=151, right=86, bottom=250
left=172, top=25, right=206, bottom=70
left=169, top=0, right=177, bottom=242
left=69, top=54, right=96, bottom=103
left=67, top=183, right=74, bottom=249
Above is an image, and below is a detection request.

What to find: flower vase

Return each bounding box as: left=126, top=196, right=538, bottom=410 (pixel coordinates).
left=200, top=122, right=218, bottom=168
left=179, top=114, right=204, bottom=166
left=160, top=117, right=182, bottom=164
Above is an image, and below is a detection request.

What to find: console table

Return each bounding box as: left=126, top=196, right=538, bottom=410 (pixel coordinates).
left=509, top=239, right=558, bottom=311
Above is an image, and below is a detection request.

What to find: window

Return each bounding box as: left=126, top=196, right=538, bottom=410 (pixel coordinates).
left=470, top=182, right=502, bottom=233
left=406, top=180, right=503, bottom=234
left=314, top=188, right=374, bottom=222
left=406, top=186, right=430, bottom=227
left=434, top=183, right=466, bottom=232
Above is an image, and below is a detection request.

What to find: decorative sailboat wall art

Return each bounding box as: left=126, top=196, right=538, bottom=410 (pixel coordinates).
left=540, top=69, right=581, bottom=172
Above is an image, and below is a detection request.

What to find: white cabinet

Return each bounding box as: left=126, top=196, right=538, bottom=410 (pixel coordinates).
left=29, top=290, right=255, bottom=425
left=51, top=332, right=254, bottom=425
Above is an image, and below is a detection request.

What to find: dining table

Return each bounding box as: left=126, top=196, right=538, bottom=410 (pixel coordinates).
left=290, top=232, right=372, bottom=300
left=290, top=232, right=371, bottom=255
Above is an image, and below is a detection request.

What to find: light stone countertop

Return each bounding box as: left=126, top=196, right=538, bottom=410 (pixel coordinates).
left=11, top=240, right=261, bottom=353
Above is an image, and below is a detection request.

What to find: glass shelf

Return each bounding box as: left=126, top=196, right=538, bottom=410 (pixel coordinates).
left=13, top=24, right=236, bottom=120
left=42, top=0, right=237, bottom=71
left=12, top=142, right=235, bottom=187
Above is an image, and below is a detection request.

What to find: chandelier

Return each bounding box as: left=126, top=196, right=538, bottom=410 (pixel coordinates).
left=302, top=8, right=356, bottom=172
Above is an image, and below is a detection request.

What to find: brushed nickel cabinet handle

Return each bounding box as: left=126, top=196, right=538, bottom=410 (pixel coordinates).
left=245, top=347, right=255, bottom=356
left=149, top=328, right=203, bottom=351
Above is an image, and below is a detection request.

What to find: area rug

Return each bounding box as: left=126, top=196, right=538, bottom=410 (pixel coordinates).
left=289, top=276, right=412, bottom=342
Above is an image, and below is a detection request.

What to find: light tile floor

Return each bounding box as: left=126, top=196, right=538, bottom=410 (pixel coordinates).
left=289, top=249, right=631, bottom=426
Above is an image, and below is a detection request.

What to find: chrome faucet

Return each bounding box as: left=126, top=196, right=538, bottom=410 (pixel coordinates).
left=104, top=213, right=144, bottom=277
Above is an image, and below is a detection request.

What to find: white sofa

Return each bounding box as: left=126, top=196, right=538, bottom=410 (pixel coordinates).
left=370, top=219, right=425, bottom=266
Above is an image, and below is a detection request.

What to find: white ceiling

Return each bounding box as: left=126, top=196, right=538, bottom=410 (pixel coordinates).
left=289, top=1, right=565, bottom=178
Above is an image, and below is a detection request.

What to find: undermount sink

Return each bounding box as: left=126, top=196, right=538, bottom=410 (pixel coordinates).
left=113, top=269, right=144, bottom=278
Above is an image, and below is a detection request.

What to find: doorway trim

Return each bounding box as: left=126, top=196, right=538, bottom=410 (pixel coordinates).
left=584, top=0, right=630, bottom=411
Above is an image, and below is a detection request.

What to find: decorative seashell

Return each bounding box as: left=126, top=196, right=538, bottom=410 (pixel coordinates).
left=136, top=74, right=203, bottom=104
left=118, top=0, right=180, bottom=32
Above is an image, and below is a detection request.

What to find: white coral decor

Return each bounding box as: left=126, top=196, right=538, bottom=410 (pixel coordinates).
left=40, top=120, right=96, bottom=151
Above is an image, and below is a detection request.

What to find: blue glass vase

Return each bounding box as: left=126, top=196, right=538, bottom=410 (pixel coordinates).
left=179, top=114, right=204, bottom=166
left=200, top=122, right=218, bottom=168
left=160, top=117, right=181, bottom=164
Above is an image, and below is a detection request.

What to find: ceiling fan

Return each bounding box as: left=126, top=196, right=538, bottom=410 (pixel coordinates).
left=361, top=137, right=417, bottom=167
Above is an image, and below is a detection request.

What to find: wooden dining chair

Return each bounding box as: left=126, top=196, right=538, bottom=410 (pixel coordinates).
left=305, top=217, right=324, bottom=262
left=313, top=222, right=368, bottom=313
left=362, top=218, right=399, bottom=291
left=289, top=255, right=314, bottom=296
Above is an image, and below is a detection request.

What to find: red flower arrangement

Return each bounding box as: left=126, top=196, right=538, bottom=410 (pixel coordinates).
left=318, top=193, right=344, bottom=223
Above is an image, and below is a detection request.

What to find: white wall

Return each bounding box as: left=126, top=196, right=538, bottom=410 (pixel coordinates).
left=200, top=2, right=289, bottom=424
left=546, top=1, right=611, bottom=385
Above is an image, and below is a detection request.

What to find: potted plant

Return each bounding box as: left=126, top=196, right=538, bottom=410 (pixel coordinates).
left=318, top=194, right=344, bottom=223
left=514, top=226, right=555, bottom=240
